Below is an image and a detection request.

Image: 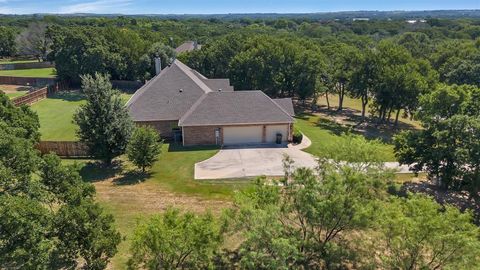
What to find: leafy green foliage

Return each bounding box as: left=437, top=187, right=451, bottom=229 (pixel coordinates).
left=395, top=84, right=480, bottom=199
left=74, top=73, right=134, bottom=164
left=128, top=208, right=225, bottom=270
left=0, top=26, right=16, bottom=57
left=48, top=26, right=175, bottom=83
left=230, top=164, right=387, bottom=269
left=0, top=97, right=121, bottom=269
left=127, top=126, right=163, bottom=172
left=376, top=194, right=480, bottom=269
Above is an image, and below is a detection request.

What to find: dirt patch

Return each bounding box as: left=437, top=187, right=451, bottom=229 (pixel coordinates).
left=0, top=84, right=35, bottom=93
left=94, top=176, right=229, bottom=216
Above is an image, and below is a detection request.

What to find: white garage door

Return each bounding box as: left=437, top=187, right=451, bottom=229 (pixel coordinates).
left=223, top=126, right=263, bottom=145
left=265, top=125, right=289, bottom=143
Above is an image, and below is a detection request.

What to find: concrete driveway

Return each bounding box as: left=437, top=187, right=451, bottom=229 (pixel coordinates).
left=194, top=135, right=414, bottom=180
left=195, top=143, right=318, bottom=180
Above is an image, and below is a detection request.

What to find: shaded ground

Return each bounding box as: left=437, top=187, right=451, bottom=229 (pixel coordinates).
left=402, top=180, right=480, bottom=224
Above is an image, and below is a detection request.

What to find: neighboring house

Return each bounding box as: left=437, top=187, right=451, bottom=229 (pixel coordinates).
left=126, top=60, right=295, bottom=146
left=175, top=41, right=201, bottom=54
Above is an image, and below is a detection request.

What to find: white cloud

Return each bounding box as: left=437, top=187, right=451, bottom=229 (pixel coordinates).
left=59, top=0, right=132, bottom=14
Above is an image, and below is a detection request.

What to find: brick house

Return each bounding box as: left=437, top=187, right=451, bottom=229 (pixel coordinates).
left=126, top=60, right=295, bottom=146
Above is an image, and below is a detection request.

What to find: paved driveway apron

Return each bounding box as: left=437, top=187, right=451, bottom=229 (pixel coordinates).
left=195, top=145, right=318, bottom=180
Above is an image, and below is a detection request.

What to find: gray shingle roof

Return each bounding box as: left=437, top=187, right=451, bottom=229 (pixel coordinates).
left=178, top=91, right=294, bottom=126
left=175, top=41, right=202, bottom=53
left=273, top=98, right=295, bottom=116
left=126, top=60, right=212, bottom=121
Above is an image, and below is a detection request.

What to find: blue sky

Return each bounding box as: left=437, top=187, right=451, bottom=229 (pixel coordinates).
left=0, top=0, right=479, bottom=15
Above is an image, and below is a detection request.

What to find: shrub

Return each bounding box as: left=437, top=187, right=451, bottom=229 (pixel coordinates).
left=292, top=129, right=303, bottom=144
left=127, top=126, right=163, bottom=172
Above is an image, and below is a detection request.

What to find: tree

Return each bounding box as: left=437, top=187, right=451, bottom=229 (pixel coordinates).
left=0, top=26, right=16, bottom=57
left=231, top=163, right=387, bottom=269
left=323, top=43, right=360, bottom=111
left=74, top=73, right=134, bottom=165
left=16, top=22, right=52, bottom=61
left=128, top=208, right=225, bottom=270
left=395, top=115, right=480, bottom=200
left=375, top=194, right=480, bottom=270
left=127, top=127, right=163, bottom=172
left=144, top=42, right=176, bottom=75
left=348, top=48, right=376, bottom=119
left=395, top=84, right=480, bottom=200
left=370, top=40, right=433, bottom=125
left=0, top=95, right=120, bottom=269
left=48, top=27, right=122, bottom=84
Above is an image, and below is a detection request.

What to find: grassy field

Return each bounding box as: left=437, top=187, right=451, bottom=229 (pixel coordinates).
left=0, top=67, right=56, bottom=78
left=63, top=144, right=248, bottom=268
left=0, top=59, right=38, bottom=64
left=31, top=91, right=132, bottom=141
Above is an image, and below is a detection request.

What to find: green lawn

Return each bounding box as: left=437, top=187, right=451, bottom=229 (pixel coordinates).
left=4, top=91, right=28, bottom=99
left=0, top=67, right=56, bottom=78
left=31, top=91, right=133, bottom=141
left=0, top=59, right=38, bottom=64
left=295, top=114, right=397, bottom=161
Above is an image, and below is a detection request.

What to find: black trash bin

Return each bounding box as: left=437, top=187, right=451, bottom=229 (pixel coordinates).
left=276, top=133, right=282, bottom=144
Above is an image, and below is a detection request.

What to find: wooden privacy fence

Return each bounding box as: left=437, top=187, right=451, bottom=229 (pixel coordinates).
left=36, top=141, right=89, bottom=158
left=12, top=87, right=48, bottom=106
left=0, top=76, right=56, bottom=87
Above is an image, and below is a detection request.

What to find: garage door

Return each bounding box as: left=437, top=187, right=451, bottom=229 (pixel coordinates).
left=265, top=125, right=289, bottom=143
left=223, top=126, right=263, bottom=145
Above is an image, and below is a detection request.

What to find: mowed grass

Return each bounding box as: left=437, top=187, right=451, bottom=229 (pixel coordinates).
left=31, top=91, right=133, bottom=141
left=0, top=59, right=38, bottom=64
left=295, top=114, right=397, bottom=161
left=0, top=67, right=56, bottom=78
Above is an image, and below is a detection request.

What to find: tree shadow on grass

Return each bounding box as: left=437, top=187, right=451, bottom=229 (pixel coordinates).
left=113, top=170, right=151, bottom=185
left=48, top=90, right=84, bottom=102
left=79, top=160, right=123, bottom=183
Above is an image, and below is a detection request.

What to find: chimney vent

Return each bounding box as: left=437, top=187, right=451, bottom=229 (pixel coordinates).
left=154, top=56, right=161, bottom=75
left=179, top=89, right=183, bottom=93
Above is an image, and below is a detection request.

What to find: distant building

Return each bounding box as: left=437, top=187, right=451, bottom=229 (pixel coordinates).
left=175, top=41, right=202, bottom=54
left=406, top=19, right=427, bottom=24
left=352, top=18, right=370, bottom=21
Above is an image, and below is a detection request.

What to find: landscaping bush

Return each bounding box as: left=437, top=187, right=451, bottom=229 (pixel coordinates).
left=292, top=129, right=303, bottom=144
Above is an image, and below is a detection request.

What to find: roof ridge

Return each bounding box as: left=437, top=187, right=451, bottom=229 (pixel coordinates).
left=173, top=60, right=212, bottom=93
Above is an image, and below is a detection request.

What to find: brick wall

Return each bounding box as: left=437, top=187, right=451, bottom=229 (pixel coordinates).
left=183, top=125, right=221, bottom=146
left=136, top=120, right=179, bottom=138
